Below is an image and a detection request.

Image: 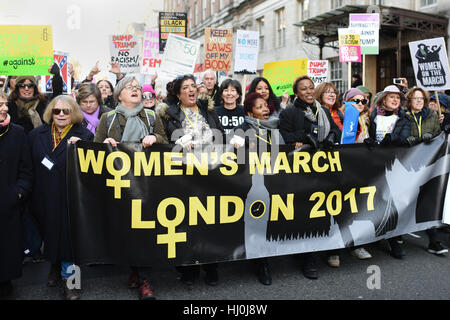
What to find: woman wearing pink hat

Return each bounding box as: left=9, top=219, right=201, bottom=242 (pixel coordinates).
left=142, top=84, right=157, bottom=110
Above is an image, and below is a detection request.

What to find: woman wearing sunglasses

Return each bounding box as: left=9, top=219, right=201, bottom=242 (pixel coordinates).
left=342, top=88, right=371, bottom=143
left=142, top=84, right=157, bottom=110
left=8, top=76, right=48, bottom=134
left=28, top=95, right=93, bottom=300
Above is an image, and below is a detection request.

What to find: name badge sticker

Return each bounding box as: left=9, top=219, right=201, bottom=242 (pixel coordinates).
left=41, top=156, right=55, bottom=171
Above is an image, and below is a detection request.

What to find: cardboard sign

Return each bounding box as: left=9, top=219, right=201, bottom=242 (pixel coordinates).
left=307, top=60, right=328, bottom=86
left=159, top=12, right=188, bottom=53
left=263, top=58, right=308, bottom=96
left=338, top=28, right=361, bottom=63
left=234, top=30, right=259, bottom=74
left=0, top=25, right=53, bottom=75
left=159, top=34, right=200, bottom=80
left=141, top=29, right=162, bottom=75
left=349, top=14, right=380, bottom=55
left=41, top=51, right=71, bottom=94
left=110, top=34, right=140, bottom=74
left=204, top=28, right=233, bottom=71
left=409, top=37, right=450, bottom=91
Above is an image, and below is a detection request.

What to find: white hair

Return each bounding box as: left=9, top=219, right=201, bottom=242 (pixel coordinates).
left=202, top=69, right=216, bottom=80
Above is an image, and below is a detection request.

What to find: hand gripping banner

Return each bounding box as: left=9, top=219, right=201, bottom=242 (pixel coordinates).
left=67, top=133, right=450, bottom=266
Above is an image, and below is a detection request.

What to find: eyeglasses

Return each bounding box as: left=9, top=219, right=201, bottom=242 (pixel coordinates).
left=124, top=85, right=142, bottom=91
left=18, top=83, right=35, bottom=89
left=52, top=108, right=71, bottom=115
left=350, top=99, right=368, bottom=105
left=324, top=91, right=337, bottom=95
left=142, top=93, right=155, bottom=99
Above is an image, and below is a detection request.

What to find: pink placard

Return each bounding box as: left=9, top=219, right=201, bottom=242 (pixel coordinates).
left=339, top=46, right=361, bottom=63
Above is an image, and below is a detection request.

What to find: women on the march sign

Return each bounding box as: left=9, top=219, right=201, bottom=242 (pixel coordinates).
left=409, top=37, right=450, bottom=91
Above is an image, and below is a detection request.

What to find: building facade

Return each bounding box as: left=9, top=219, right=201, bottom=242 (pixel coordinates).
left=163, top=0, right=449, bottom=95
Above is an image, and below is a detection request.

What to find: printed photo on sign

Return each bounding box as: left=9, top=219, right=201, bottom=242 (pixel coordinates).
left=409, top=37, right=450, bottom=91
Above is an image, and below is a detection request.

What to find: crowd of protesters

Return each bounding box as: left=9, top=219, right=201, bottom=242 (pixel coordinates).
left=0, top=63, right=449, bottom=301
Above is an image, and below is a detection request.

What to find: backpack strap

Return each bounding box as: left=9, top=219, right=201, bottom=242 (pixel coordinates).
left=144, top=109, right=155, bottom=134
left=105, top=110, right=122, bottom=141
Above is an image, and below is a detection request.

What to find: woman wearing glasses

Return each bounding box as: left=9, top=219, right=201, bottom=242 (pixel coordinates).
left=94, top=76, right=167, bottom=300
left=28, top=95, right=93, bottom=300
left=314, top=82, right=344, bottom=132
left=8, top=76, right=48, bottom=134
left=76, top=83, right=111, bottom=135
left=142, top=84, right=157, bottom=110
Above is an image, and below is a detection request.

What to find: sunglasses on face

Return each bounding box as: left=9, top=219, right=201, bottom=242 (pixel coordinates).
left=18, top=83, right=35, bottom=89
left=52, top=108, right=71, bottom=115
left=350, top=99, right=368, bottom=105
left=142, top=93, right=155, bottom=99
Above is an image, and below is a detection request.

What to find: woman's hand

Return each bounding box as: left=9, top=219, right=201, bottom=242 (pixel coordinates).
left=142, top=135, right=157, bottom=148
left=439, top=114, right=444, bottom=124
left=281, top=90, right=290, bottom=105
left=103, top=137, right=118, bottom=147
left=109, top=62, right=123, bottom=80
left=87, top=61, right=101, bottom=80
left=294, top=142, right=303, bottom=149
left=67, top=136, right=81, bottom=144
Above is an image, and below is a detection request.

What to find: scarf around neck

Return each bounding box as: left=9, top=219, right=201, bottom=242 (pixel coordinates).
left=115, top=103, right=149, bottom=142
left=83, top=107, right=100, bottom=135
left=244, top=116, right=284, bottom=144
left=294, top=98, right=330, bottom=142
left=16, top=97, right=42, bottom=128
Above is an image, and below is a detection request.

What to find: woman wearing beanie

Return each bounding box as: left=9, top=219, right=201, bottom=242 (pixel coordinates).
left=8, top=76, right=48, bottom=134
left=142, top=84, right=157, bottom=110
left=0, top=92, right=33, bottom=299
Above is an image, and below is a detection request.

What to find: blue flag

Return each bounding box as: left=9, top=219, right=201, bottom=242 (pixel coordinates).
left=340, top=102, right=360, bottom=144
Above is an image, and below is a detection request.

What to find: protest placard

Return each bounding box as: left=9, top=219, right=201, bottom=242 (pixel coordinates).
left=40, top=51, right=71, bottom=94
left=141, top=29, right=162, bottom=75
left=349, top=14, right=379, bottom=55
left=307, top=60, right=328, bottom=86
left=234, top=30, right=259, bottom=74
left=159, top=12, right=188, bottom=53
left=159, top=33, right=200, bottom=80
left=109, top=34, right=140, bottom=74
left=204, top=28, right=233, bottom=71
left=263, top=58, right=308, bottom=96
left=409, top=37, right=450, bottom=91
left=338, top=28, right=361, bottom=63
left=0, top=25, right=53, bottom=75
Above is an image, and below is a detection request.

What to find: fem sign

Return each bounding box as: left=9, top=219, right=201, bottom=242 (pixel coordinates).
left=0, top=25, right=53, bottom=75
left=141, top=29, right=162, bottom=75
left=204, top=28, right=233, bottom=71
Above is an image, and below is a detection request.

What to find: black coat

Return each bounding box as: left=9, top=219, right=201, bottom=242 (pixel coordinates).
left=0, top=123, right=33, bottom=281
left=28, top=123, right=93, bottom=263
left=8, top=98, right=48, bottom=134
left=279, top=99, right=341, bottom=145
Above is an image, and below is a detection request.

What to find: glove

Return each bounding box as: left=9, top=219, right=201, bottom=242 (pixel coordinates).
left=305, top=134, right=319, bottom=152
left=422, top=133, right=433, bottom=142
left=322, top=132, right=336, bottom=150
left=175, top=134, right=193, bottom=148
left=406, top=136, right=422, bottom=147
left=380, top=134, right=392, bottom=146
left=363, top=137, right=377, bottom=150
left=230, top=135, right=245, bottom=148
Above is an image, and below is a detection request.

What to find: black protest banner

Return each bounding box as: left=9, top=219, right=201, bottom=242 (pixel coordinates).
left=67, top=134, right=450, bottom=266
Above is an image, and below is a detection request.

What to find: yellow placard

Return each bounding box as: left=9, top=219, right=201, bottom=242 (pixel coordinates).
left=263, top=58, right=308, bottom=96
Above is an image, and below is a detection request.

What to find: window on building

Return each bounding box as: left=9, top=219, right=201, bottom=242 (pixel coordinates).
left=203, top=0, right=207, bottom=19
left=220, top=0, right=226, bottom=11
left=211, top=0, right=216, bottom=15
left=420, top=0, right=437, bottom=7
left=257, top=17, right=264, bottom=52
left=331, top=0, right=343, bottom=9
left=297, top=0, right=309, bottom=43
left=198, top=1, right=202, bottom=22
left=194, top=2, right=198, bottom=26
left=275, top=8, right=286, bottom=48
left=330, top=60, right=346, bottom=94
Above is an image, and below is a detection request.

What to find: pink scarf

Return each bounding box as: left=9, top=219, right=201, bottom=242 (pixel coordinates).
left=83, top=107, right=100, bottom=134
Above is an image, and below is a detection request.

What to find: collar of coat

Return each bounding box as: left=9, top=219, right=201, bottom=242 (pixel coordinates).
left=405, top=106, right=431, bottom=121
left=157, top=93, right=215, bottom=120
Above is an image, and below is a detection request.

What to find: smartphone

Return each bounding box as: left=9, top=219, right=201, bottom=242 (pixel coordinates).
left=393, top=78, right=402, bottom=85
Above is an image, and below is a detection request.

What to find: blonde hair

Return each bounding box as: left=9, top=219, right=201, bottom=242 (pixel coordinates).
left=0, top=91, right=8, bottom=101
left=43, top=95, right=84, bottom=124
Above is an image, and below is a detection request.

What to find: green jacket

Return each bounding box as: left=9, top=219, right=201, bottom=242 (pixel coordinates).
left=405, top=107, right=441, bottom=138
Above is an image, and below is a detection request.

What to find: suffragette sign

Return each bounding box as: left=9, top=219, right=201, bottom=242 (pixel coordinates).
left=409, top=37, right=450, bottom=91
left=0, top=25, right=53, bottom=75
left=68, top=134, right=449, bottom=266
left=109, top=34, right=140, bottom=74
left=234, top=30, right=259, bottom=74
left=349, top=14, right=379, bottom=55
left=204, top=28, right=233, bottom=71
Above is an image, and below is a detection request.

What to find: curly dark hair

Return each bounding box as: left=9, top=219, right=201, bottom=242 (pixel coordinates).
left=216, top=78, right=242, bottom=106
left=166, top=74, right=196, bottom=105
left=243, top=92, right=265, bottom=115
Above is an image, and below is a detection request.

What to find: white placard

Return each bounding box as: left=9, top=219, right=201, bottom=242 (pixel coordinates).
left=307, top=60, right=328, bottom=86
left=109, top=34, right=140, bottom=74
left=234, top=30, right=259, bottom=74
